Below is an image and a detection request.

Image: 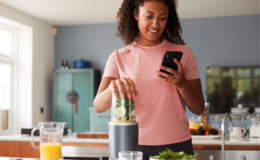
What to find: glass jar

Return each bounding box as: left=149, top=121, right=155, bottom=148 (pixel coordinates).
left=230, top=107, right=250, bottom=129
left=211, top=113, right=225, bottom=130
left=199, top=102, right=210, bottom=124
left=230, top=106, right=250, bottom=137
left=250, top=107, right=260, bottom=138
left=111, top=91, right=136, bottom=122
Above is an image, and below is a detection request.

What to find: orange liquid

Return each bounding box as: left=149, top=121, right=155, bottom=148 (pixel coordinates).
left=40, top=143, right=61, bottom=160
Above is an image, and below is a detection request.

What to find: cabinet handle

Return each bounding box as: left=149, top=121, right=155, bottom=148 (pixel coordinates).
left=74, top=95, right=77, bottom=114
left=209, top=154, right=215, bottom=160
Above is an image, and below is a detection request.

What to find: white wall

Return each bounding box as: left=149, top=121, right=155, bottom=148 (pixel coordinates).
left=0, top=2, right=54, bottom=132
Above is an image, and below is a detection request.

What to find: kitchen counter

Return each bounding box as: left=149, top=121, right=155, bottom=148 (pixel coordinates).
left=0, top=133, right=259, bottom=158
left=1, top=133, right=260, bottom=145
left=0, top=133, right=109, bottom=143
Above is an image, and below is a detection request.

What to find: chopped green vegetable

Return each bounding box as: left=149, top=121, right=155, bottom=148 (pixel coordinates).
left=150, top=148, right=199, bottom=160
left=115, top=106, right=126, bottom=117
left=115, top=90, right=135, bottom=121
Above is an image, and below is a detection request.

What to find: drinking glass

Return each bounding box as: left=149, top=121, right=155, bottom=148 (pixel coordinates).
left=118, top=151, right=143, bottom=160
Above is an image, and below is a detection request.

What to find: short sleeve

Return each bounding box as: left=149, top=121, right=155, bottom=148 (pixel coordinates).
left=103, top=50, right=120, bottom=78
left=183, top=45, right=200, bottom=80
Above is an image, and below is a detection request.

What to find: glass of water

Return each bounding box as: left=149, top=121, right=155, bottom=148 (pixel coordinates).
left=118, top=151, right=143, bottom=160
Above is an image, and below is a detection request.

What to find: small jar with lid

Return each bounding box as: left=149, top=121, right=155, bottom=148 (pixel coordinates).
left=231, top=107, right=250, bottom=128
left=230, top=106, right=250, bottom=136
left=111, top=90, right=136, bottom=123
left=250, top=107, right=260, bottom=138
left=211, top=113, right=225, bottom=130
left=199, top=102, right=210, bottom=124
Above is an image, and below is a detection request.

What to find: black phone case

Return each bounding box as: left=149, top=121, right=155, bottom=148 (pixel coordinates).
left=160, top=51, right=183, bottom=75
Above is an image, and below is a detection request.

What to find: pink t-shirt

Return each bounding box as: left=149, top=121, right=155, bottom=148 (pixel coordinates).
left=103, top=39, right=200, bottom=145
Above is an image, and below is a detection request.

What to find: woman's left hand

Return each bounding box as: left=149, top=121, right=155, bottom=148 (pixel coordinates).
left=156, top=58, right=187, bottom=89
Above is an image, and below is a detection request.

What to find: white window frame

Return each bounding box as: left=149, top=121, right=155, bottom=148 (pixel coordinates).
left=0, top=23, right=18, bottom=135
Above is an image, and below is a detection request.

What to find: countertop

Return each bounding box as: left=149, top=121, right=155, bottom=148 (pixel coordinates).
left=0, top=133, right=260, bottom=146
left=0, top=133, right=108, bottom=144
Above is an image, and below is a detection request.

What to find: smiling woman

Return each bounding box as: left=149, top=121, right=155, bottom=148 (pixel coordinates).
left=93, top=0, right=205, bottom=160
left=116, top=0, right=184, bottom=45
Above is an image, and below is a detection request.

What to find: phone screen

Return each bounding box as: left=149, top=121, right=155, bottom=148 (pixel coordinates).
left=159, top=51, right=183, bottom=75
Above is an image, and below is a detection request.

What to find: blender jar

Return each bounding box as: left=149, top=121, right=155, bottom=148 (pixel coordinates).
left=111, top=90, right=136, bottom=122
left=231, top=107, right=250, bottom=136
left=250, top=107, right=260, bottom=138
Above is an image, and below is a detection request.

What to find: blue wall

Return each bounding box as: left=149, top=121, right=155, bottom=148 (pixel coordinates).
left=55, top=15, right=259, bottom=119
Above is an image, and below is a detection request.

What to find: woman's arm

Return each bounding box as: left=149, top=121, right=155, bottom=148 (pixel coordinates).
left=94, top=77, right=116, bottom=113
left=178, top=79, right=205, bottom=115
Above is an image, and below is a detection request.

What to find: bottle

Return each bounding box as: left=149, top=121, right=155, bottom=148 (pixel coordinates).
left=65, top=60, right=69, bottom=69
left=60, top=60, right=64, bottom=70
left=199, top=102, right=210, bottom=124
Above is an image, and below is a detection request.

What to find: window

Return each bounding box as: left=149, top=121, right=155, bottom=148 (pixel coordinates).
left=0, top=23, right=17, bottom=135
left=207, top=66, right=260, bottom=114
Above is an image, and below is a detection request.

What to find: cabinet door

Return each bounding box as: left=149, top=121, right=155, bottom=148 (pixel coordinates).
left=73, top=71, right=93, bottom=132
left=54, top=72, right=73, bottom=130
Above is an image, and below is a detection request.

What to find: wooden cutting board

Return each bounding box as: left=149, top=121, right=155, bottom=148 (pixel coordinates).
left=77, top=132, right=109, bottom=139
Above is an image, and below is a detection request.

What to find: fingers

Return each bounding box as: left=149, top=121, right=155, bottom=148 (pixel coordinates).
left=115, top=79, right=125, bottom=99
left=124, top=78, right=138, bottom=99
left=156, top=73, right=170, bottom=83
left=156, top=59, right=184, bottom=87
left=113, top=78, right=137, bottom=99
left=120, top=78, right=132, bottom=99
left=173, top=58, right=183, bottom=72
left=159, top=65, right=178, bottom=75
left=156, top=70, right=174, bottom=80
left=110, top=80, right=119, bottom=98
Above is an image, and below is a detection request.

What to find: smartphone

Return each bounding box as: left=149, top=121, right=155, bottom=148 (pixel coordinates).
left=160, top=51, right=183, bottom=75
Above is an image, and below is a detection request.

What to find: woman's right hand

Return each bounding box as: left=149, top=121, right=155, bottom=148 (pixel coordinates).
left=109, top=77, right=138, bottom=99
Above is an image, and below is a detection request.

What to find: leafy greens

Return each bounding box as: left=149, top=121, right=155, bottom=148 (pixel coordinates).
left=150, top=148, right=199, bottom=160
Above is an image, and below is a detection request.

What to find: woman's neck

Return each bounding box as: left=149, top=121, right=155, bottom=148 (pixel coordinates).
left=136, top=37, right=164, bottom=46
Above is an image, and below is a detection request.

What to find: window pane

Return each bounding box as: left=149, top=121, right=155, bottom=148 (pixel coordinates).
left=1, top=110, right=8, bottom=130
left=207, top=78, right=221, bottom=95
left=0, top=87, right=11, bottom=110
left=0, top=63, right=12, bottom=110
left=0, top=29, right=2, bottom=53
left=254, top=68, right=260, bottom=77
left=207, top=67, right=220, bottom=77
left=222, top=68, right=234, bottom=77
left=237, top=68, right=250, bottom=77
left=0, top=63, right=11, bottom=87
left=2, top=30, right=13, bottom=55
left=237, top=79, right=250, bottom=93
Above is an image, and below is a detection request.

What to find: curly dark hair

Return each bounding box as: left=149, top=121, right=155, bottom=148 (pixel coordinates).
left=116, top=0, right=185, bottom=45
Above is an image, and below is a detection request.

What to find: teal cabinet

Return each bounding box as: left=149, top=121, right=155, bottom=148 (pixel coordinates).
left=53, top=69, right=100, bottom=132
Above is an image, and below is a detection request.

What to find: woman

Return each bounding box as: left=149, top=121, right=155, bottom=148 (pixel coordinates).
left=94, top=0, right=205, bottom=159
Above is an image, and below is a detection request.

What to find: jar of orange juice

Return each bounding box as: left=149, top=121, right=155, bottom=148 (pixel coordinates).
left=111, top=90, right=136, bottom=122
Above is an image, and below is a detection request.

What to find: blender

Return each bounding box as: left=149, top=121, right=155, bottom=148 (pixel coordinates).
left=109, top=91, right=139, bottom=160
left=31, top=122, right=66, bottom=160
